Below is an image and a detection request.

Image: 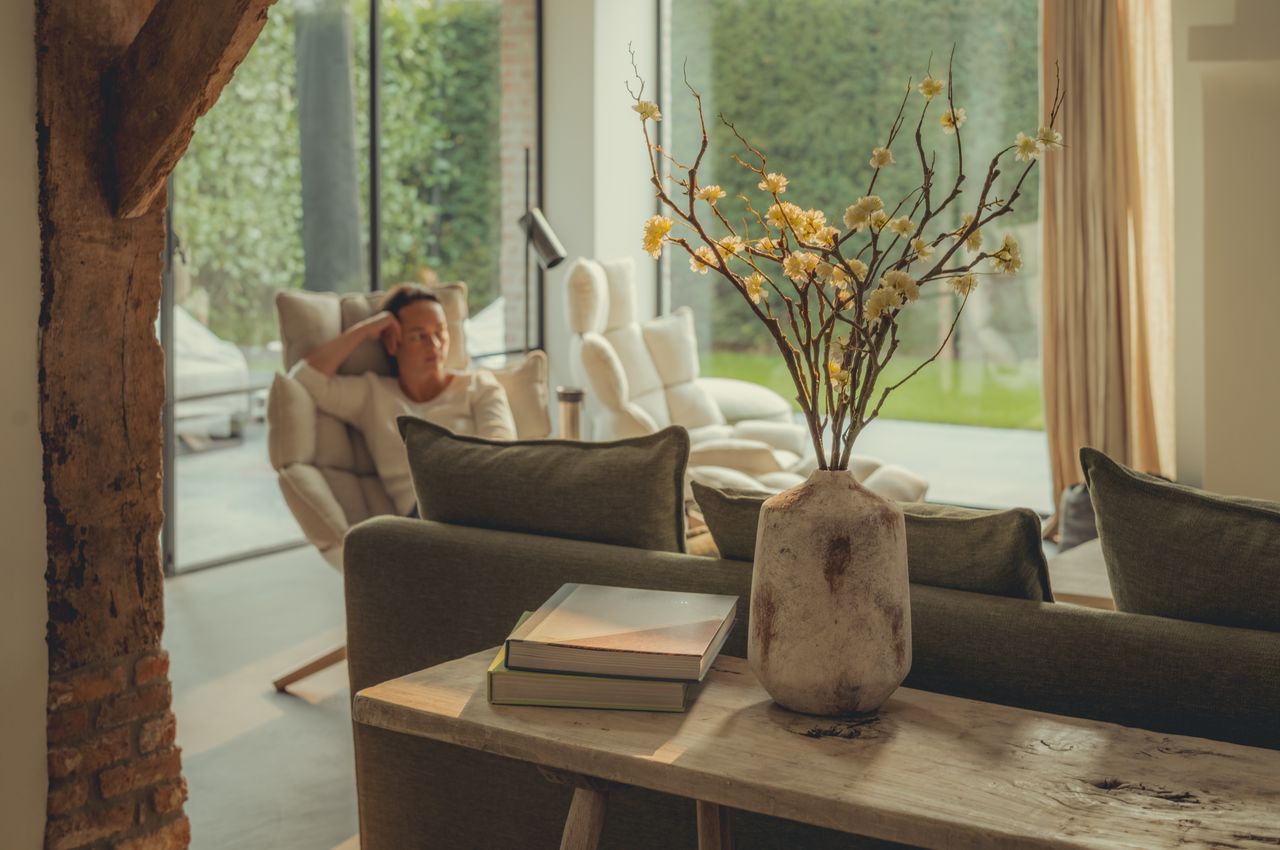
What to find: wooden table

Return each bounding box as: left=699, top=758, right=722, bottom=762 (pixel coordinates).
left=354, top=651, right=1280, bottom=850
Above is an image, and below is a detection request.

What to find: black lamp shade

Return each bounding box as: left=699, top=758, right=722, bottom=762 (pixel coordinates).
left=519, top=207, right=566, bottom=270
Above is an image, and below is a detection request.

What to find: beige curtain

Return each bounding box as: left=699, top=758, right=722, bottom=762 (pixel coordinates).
left=1042, top=0, right=1174, bottom=506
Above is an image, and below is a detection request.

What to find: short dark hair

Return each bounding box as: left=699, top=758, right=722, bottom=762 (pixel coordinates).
left=378, top=284, right=445, bottom=376
left=379, top=283, right=442, bottom=318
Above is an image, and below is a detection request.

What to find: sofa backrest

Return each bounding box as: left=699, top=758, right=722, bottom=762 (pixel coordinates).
left=345, top=518, right=1280, bottom=752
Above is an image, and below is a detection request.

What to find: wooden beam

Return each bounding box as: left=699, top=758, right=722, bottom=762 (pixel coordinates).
left=108, top=0, right=279, bottom=218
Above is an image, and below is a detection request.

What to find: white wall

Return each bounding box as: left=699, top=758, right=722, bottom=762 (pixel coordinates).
left=0, top=0, right=48, bottom=846
left=543, top=0, right=658, bottom=404
left=1172, top=0, right=1280, bottom=499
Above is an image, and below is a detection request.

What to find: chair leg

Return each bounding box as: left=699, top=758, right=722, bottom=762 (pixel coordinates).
left=273, top=644, right=347, bottom=693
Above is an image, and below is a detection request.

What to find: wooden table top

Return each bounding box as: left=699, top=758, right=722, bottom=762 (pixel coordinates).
left=354, top=651, right=1280, bottom=850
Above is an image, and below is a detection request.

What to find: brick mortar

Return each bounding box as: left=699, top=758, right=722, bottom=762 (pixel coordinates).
left=44, top=651, right=186, bottom=850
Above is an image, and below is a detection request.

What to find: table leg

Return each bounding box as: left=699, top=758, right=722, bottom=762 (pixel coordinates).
left=696, top=800, right=734, bottom=850
left=560, top=784, right=609, bottom=850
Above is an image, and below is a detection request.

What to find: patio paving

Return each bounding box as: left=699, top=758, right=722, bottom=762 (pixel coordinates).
left=855, top=418, right=1052, bottom=514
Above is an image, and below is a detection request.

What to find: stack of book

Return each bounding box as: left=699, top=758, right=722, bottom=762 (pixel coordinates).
left=487, top=583, right=738, bottom=713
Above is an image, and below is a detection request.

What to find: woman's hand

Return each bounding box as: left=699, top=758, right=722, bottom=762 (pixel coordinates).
left=359, top=311, right=401, bottom=354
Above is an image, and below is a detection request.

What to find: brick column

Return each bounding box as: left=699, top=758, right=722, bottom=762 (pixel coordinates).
left=45, top=653, right=188, bottom=850
left=32, top=0, right=243, bottom=845
left=499, top=0, right=538, bottom=352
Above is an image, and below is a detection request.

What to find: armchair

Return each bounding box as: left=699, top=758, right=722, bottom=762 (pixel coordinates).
left=565, top=257, right=928, bottom=498
left=566, top=257, right=813, bottom=489
left=266, top=284, right=550, bottom=690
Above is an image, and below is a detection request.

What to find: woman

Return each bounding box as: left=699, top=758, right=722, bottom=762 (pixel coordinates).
left=289, top=284, right=516, bottom=516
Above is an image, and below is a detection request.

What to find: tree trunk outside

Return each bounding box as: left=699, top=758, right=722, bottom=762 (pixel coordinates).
left=296, top=0, right=365, bottom=293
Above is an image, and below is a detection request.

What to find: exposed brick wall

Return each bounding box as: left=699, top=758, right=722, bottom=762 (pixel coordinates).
left=36, top=0, right=270, bottom=846
left=45, top=651, right=188, bottom=850
left=499, top=0, right=539, bottom=352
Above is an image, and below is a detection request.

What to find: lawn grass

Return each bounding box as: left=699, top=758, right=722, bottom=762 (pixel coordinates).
left=705, top=351, right=1045, bottom=430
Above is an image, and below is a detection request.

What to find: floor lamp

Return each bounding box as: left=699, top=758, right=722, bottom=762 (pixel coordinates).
left=518, top=147, right=565, bottom=346
left=517, top=147, right=570, bottom=432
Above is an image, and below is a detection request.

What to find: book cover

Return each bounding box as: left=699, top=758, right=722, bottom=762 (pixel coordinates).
left=505, top=584, right=738, bottom=681
left=487, top=620, right=689, bottom=712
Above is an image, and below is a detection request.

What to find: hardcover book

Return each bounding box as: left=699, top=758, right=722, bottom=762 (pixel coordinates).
left=488, top=616, right=689, bottom=712
left=505, top=583, right=738, bottom=681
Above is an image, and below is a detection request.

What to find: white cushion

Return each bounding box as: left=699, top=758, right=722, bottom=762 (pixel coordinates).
left=597, top=404, right=660, bottom=440
left=758, top=471, right=807, bottom=491
left=276, top=289, right=341, bottom=371
left=491, top=349, right=552, bottom=439
left=688, top=466, right=771, bottom=492
left=643, top=307, right=723, bottom=429
left=689, top=438, right=785, bottom=475
left=600, top=257, right=638, bottom=331
left=566, top=258, right=607, bottom=335
left=630, top=388, right=672, bottom=429
left=266, top=373, right=316, bottom=470
left=698, top=376, right=793, bottom=424
left=730, top=419, right=810, bottom=457
left=604, top=324, right=669, bottom=425
left=579, top=333, right=630, bottom=412
left=687, top=466, right=805, bottom=496
left=861, top=465, right=929, bottom=502
left=278, top=463, right=348, bottom=551
left=642, top=308, right=700, bottom=385
left=848, top=455, right=883, bottom=481
left=687, top=424, right=735, bottom=444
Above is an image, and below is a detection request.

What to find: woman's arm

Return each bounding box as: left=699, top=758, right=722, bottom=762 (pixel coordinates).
left=304, top=311, right=399, bottom=376
left=289, top=311, right=399, bottom=424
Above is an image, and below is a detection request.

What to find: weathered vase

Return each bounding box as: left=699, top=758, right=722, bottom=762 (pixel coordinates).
left=748, top=469, right=911, bottom=715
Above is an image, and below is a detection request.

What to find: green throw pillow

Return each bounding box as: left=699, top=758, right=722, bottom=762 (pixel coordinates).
left=399, top=418, right=689, bottom=553
left=691, top=481, right=1053, bottom=601
left=1081, top=447, right=1280, bottom=632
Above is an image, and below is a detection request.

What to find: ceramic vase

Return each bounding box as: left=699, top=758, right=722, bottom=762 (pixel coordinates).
left=748, top=469, right=911, bottom=715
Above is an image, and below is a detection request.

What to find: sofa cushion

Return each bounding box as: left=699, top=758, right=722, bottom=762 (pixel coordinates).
left=278, top=463, right=349, bottom=551
left=400, top=417, right=690, bottom=552
left=1082, top=447, right=1280, bottom=632
left=604, top=323, right=670, bottom=427
left=642, top=307, right=724, bottom=429
left=266, top=372, right=316, bottom=470
left=692, top=482, right=1053, bottom=601
left=489, top=350, right=551, bottom=440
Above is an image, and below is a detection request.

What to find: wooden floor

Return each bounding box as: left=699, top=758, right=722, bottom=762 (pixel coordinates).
left=164, top=547, right=359, bottom=850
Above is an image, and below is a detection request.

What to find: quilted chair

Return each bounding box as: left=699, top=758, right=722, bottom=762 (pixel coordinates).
left=570, top=256, right=931, bottom=501
left=266, top=284, right=550, bottom=690
left=566, top=257, right=929, bottom=498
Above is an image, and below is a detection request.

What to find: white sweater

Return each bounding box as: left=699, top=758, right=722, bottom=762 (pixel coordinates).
left=290, top=361, right=517, bottom=515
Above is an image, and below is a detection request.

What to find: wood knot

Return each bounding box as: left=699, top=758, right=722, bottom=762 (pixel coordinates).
left=795, top=715, right=880, bottom=740
left=1088, top=778, right=1201, bottom=805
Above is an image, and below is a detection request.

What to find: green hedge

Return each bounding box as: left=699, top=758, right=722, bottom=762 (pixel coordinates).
left=668, top=0, right=1041, bottom=357
left=174, top=0, right=502, bottom=347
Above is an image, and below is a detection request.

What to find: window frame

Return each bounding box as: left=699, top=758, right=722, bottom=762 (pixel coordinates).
left=161, top=0, right=545, bottom=575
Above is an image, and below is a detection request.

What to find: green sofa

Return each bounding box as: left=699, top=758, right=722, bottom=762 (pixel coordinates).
left=344, top=517, right=1280, bottom=850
